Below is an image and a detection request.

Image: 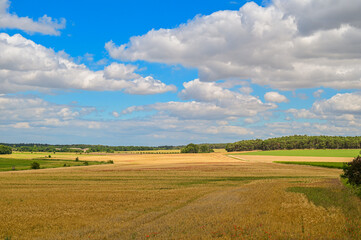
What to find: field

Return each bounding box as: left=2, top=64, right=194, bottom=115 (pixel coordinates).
left=274, top=161, right=345, bottom=169
left=231, top=149, right=361, bottom=158
left=0, top=153, right=111, bottom=171
left=1, top=151, right=361, bottom=239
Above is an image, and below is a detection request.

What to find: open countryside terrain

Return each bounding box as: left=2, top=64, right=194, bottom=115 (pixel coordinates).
left=1, top=151, right=361, bottom=239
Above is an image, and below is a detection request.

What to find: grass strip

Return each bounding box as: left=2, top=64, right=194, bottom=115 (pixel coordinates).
left=274, top=161, right=345, bottom=169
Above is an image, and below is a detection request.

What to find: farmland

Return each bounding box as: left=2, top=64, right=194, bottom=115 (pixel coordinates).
left=231, top=149, right=361, bottom=158
left=1, top=151, right=361, bottom=239
left=0, top=152, right=112, bottom=171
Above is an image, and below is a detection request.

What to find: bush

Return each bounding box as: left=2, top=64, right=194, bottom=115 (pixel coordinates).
left=107, top=160, right=114, bottom=164
left=83, top=161, right=89, bottom=166
left=0, top=145, right=12, bottom=154
left=30, top=161, right=40, bottom=169
left=75, top=157, right=79, bottom=161
left=342, top=155, right=361, bottom=186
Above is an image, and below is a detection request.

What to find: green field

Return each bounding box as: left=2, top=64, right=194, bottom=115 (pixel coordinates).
left=274, top=161, right=345, bottom=169
left=232, top=149, right=361, bottom=157
left=0, top=157, right=110, bottom=171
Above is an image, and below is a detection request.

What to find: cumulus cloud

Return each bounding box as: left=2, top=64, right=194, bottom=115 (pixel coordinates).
left=287, top=93, right=361, bottom=130
left=0, top=0, right=65, bottom=35
left=264, top=92, right=288, bottom=103
left=106, top=0, right=361, bottom=90
left=0, top=33, right=176, bottom=95
left=312, top=93, right=361, bottom=115
left=122, top=79, right=276, bottom=120
left=0, top=95, right=93, bottom=125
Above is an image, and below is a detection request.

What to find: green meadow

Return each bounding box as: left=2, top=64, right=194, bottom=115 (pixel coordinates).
left=0, top=157, right=109, bottom=171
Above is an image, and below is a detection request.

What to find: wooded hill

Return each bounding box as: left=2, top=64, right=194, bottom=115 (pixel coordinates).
left=226, top=135, right=361, bottom=152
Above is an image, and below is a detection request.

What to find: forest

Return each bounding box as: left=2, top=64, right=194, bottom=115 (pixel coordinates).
left=226, top=135, right=361, bottom=152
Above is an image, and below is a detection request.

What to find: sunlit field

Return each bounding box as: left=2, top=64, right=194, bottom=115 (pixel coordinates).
left=1, top=152, right=361, bottom=239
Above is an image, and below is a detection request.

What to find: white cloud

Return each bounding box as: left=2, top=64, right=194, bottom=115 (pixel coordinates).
left=0, top=95, right=90, bottom=123
left=122, top=79, right=276, bottom=120
left=104, top=63, right=140, bottom=80
left=264, top=91, right=288, bottom=103
left=0, top=33, right=176, bottom=95
left=313, top=89, right=324, bottom=98
left=287, top=108, right=317, bottom=119
left=106, top=0, right=361, bottom=90
left=11, top=122, right=31, bottom=129
left=112, top=111, right=120, bottom=118
left=312, top=93, right=361, bottom=115
left=239, top=86, right=253, bottom=94
left=0, top=0, right=65, bottom=35
left=287, top=93, right=361, bottom=130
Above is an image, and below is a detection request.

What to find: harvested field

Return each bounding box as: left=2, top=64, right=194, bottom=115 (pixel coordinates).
left=1, top=152, right=360, bottom=239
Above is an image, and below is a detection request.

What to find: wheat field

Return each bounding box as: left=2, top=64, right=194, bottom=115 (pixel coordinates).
left=1, top=152, right=360, bottom=239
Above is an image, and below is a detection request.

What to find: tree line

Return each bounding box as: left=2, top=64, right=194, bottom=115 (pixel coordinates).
left=0, top=143, right=181, bottom=153
left=0, top=143, right=227, bottom=153
left=226, top=135, right=361, bottom=152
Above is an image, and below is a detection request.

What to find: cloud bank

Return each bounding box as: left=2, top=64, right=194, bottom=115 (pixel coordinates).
left=107, top=0, right=361, bottom=90
left=0, top=33, right=176, bottom=94
left=122, top=79, right=276, bottom=120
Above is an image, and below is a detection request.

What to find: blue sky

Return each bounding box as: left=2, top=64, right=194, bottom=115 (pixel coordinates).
left=1, top=0, right=361, bottom=145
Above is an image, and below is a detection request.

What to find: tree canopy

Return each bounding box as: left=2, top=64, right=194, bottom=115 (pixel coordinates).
left=181, top=144, right=214, bottom=153
left=342, top=155, right=361, bottom=186
left=0, top=145, right=12, bottom=154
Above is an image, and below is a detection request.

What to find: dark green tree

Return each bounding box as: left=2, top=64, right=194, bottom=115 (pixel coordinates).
left=342, top=155, right=361, bottom=186
left=0, top=145, right=12, bottom=154
left=30, top=162, right=40, bottom=169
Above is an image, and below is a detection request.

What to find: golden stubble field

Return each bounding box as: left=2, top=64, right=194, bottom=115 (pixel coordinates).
left=1, top=152, right=361, bottom=239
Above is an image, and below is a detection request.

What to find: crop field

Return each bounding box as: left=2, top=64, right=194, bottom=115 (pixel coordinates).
left=231, top=149, right=361, bottom=158
left=1, top=152, right=361, bottom=239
